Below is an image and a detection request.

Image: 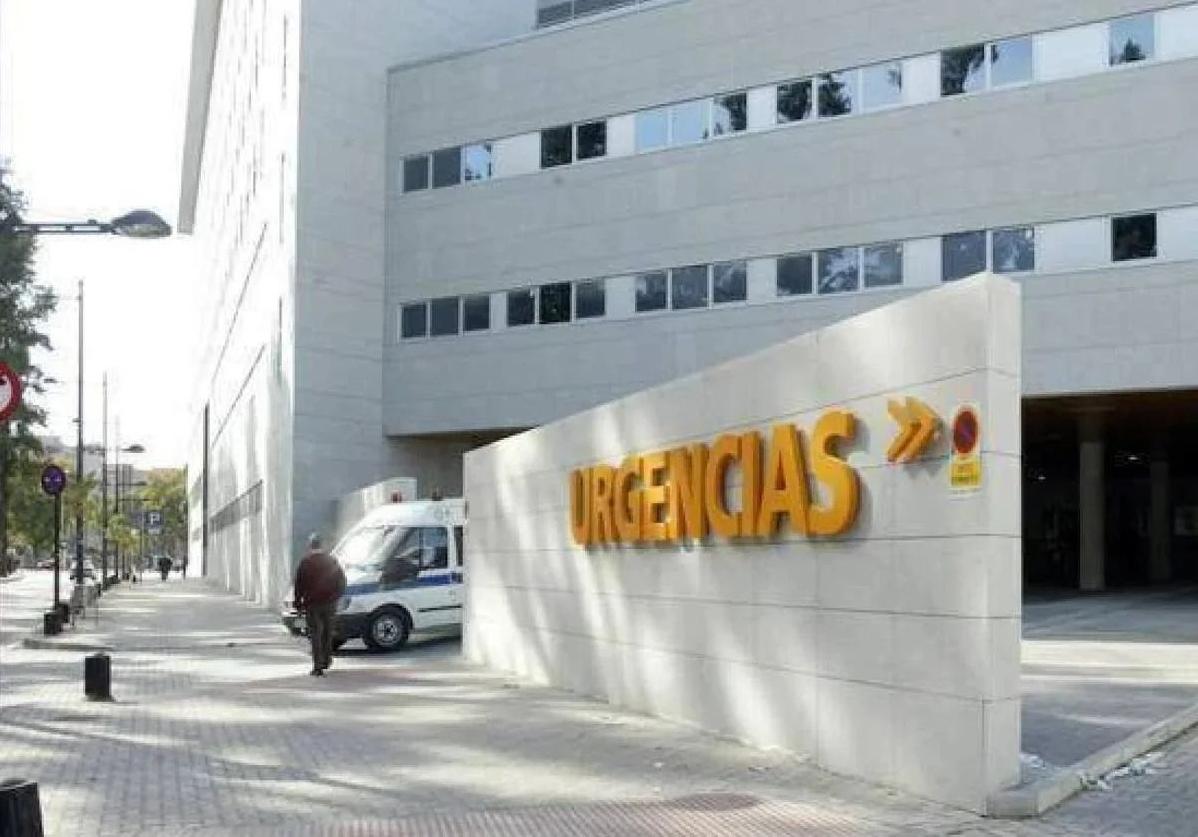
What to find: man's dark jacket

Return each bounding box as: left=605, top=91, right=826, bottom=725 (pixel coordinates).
left=294, top=551, right=346, bottom=608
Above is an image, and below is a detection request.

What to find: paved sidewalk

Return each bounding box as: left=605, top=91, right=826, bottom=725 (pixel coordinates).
left=0, top=578, right=1194, bottom=836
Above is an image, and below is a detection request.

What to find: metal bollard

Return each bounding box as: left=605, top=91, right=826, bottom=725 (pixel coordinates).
left=84, top=653, right=112, bottom=701
left=42, top=611, right=60, bottom=636
left=0, top=778, right=45, bottom=837
left=54, top=602, right=70, bottom=624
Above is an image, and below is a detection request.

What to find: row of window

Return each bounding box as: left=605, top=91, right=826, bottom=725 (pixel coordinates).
left=209, top=481, right=263, bottom=535
left=397, top=212, right=1163, bottom=340
left=400, top=8, right=1181, bottom=194
left=536, top=0, right=650, bottom=29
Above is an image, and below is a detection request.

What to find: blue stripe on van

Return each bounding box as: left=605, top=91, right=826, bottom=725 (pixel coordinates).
left=344, top=574, right=458, bottom=595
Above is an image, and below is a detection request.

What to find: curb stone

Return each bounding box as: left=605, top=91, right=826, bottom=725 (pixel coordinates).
left=988, top=699, right=1198, bottom=817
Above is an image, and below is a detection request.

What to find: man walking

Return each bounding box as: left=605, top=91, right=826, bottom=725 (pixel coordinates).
left=293, top=534, right=345, bottom=676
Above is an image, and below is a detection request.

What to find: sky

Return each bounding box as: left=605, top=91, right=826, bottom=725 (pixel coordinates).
left=1, top=0, right=198, bottom=470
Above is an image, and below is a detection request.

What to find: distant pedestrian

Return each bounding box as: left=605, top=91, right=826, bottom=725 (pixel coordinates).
left=293, top=534, right=345, bottom=677
left=157, top=554, right=172, bottom=581
left=179, top=558, right=188, bottom=579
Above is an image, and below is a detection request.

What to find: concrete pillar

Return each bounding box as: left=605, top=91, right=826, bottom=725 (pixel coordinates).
left=1150, top=441, right=1171, bottom=584
left=1079, top=414, right=1105, bottom=592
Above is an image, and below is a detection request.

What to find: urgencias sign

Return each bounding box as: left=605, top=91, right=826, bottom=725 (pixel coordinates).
left=569, top=411, right=860, bottom=546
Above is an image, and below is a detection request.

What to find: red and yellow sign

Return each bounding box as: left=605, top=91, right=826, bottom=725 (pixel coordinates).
left=949, top=405, right=982, bottom=491
left=569, top=411, right=860, bottom=546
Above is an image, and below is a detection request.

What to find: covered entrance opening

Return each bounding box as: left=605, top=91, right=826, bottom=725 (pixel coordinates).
left=1023, top=390, right=1198, bottom=591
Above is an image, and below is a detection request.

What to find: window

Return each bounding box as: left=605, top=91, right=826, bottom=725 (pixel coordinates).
left=463, top=294, right=490, bottom=332
left=818, top=71, right=855, bottom=117
left=713, top=261, right=747, bottom=303
left=507, top=289, right=536, bottom=326
left=992, top=227, right=1035, bottom=273
left=403, top=155, right=429, bottom=192
left=381, top=527, right=448, bottom=588
left=863, top=243, right=903, bottom=288
left=539, top=282, right=572, bottom=324
left=777, top=253, right=813, bottom=296
left=429, top=297, right=459, bottom=336
left=777, top=80, right=813, bottom=124
left=1110, top=14, right=1155, bottom=65
left=989, top=37, right=1034, bottom=87
left=576, top=279, right=606, bottom=319
left=818, top=247, right=860, bottom=294
left=541, top=125, right=573, bottom=168
left=712, top=92, right=748, bottom=136
left=422, top=527, right=450, bottom=571
left=861, top=62, right=902, bottom=110
left=536, top=0, right=572, bottom=27
left=635, top=271, right=668, bottom=312
left=671, top=265, right=709, bottom=309
left=1112, top=214, right=1157, bottom=261
left=432, top=147, right=462, bottom=188
left=453, top=526, right=464, bottom=568
left=462, top=143, right=493, bottom=182
left=576, top=120, right=607, bottom=160
left=941, top=44, right=986, bottom=96
left=942, top=230, right=987, bottom=281
left=636, top=107, right=670, bottom=151
left=671, top=99, right=711, bottom=145
left=400, top=303, right=427, bottom=339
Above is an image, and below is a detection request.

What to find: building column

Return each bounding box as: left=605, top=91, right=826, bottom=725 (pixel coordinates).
left=1079, top=414, right=1105, bottom=592
left=1150, top=439, right=1171, bottom=584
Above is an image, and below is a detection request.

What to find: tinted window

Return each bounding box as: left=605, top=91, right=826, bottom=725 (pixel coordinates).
left=861, top=62, right=902, bottom=110
left=1112, top=214, right=1157, bottom=261
left=576, top=279, right=606, bottom=319
left=422, top=527, right=449, bottom=571
left=818, top=247, right=860, bottom=294
left=462, top=143, right=493, bottom=182
left=403, top=155, right=429, bottom=193
left=992, top=227, right=1035, bottom=273
left=818, top=71, right=855, bottom=117
left=536, top=0, right=572, bottom=26
left=429, top=297, right=459, bottom=336
left=712, top=92, right=748, bottom=136
left=777, top=253, right=813, bottom=296
left=777, top=80, right=813, bottom=124
left=990, top=37, right=1034, bottom=87
left=507, top=289, right=536, bottom=326
left=432, top=147, right=462, bottom=189
left=541, top=125, right=573, bottom=168
left=942, top=231, right=987, bottom=281
left=864, top=243, right=903, bottom=288
left=463, top=294, right=490, bottom=332
left=539, top=282, right=572, bottom=324
left=941, top=45, right=986, bottom=96
left=576, top=120, right=607, bottom=160
left=453, top=526, right=464, bottom=568
left=635, top=271, right=668, bottom=312
left=636, top=107, right=670, bottom=151
left=671, top=265, right=709, bottom=309
left=713, top=261, right=747, bottom=303
left=671, top=99, right=710, bottom=145
left=1110, top=14, right=1155, bottom=65
left=382, top=529, right=421, bottom=587
left=400, top=303, right=427, bottom=339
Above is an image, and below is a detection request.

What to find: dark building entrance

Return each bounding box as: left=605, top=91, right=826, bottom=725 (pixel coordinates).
left=1023, top=391, right=1198, bottom=591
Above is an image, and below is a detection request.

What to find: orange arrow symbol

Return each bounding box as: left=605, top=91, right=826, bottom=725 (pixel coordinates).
left=886, top=397, right=940, bottom=463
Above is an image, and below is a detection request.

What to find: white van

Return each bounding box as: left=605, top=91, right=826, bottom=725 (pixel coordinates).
left=282, top=498, right=466, bottom=652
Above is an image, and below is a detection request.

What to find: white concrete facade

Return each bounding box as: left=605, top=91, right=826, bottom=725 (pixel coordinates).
left=180, top=0, right=532, bottom=607
left=464, top=275, right=1023, bottom=811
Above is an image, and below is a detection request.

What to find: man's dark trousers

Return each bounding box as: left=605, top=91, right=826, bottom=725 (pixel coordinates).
left=306, top=602, right=336, bottom=671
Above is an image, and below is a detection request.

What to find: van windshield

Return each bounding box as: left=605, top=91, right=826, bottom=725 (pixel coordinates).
left=334, top=525, right=399, bottom=572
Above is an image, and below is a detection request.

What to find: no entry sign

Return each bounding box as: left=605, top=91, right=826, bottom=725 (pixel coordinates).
left=41, top=464, right=67, bottom=497
left=0, top=362, right=21, bottom=423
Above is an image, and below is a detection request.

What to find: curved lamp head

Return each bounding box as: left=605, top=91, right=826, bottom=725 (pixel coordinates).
left=109, top=210, right=172, bottom=239
left=122, top=444, right=146, bottom=454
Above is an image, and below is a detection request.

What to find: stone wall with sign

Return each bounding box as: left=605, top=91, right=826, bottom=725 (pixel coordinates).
left=463, top=274, right=1021, bottom=812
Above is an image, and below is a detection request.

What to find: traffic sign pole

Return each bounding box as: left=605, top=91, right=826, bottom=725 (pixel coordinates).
left=40, top=465, right=68, bottom=616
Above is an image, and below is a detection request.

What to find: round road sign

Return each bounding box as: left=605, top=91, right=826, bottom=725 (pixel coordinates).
left=0, top=362, right=21, bottom=423
left=952, top=406, right=980, bottom=457
left=41, top=464, right=67, bottom=497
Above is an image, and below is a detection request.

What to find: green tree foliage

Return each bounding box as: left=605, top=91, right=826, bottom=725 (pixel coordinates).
left=7, top=457, right=56, bottom=555
left=138, top=469, right=187, bottom=556
left=0, top=170, right=58, bottom=574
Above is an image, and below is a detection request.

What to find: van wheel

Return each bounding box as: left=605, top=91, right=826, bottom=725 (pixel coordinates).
left=364, top=609, right=409, bottom=652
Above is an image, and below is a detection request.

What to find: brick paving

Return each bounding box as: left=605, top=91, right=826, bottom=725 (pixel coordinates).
left=1, top=578, right=1196, bottom=836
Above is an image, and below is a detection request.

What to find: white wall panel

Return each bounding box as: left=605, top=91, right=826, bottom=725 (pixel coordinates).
left=902, top=54, right=941, bottom=105
left=1037, top=218, right=1107, bottom=273
left=606, top=114, right=637, bottom=157
left=1035, top=24, right=1107, bottom=82
left=494, top=132, right=541, bottom=177
left=747, top=85, right=777, bottom=131
left=1159, top=4, right=1198, bottom=60
left=1159, top=205, right=1198, bottom=262
left=903, top=237, right=941, bottom=287
left=747, top=257, right=777, bottom=303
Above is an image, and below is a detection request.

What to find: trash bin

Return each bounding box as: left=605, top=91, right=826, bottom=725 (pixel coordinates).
left=0, top=778, right=44, bottom=837
left=41, top=611, right=60, bottom=636
left=84, top=653, right=112, bottom=701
